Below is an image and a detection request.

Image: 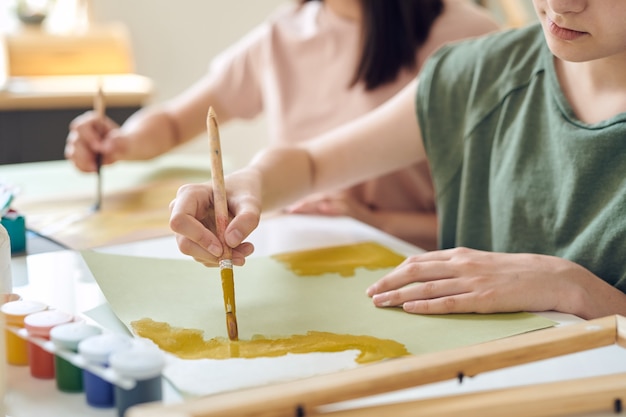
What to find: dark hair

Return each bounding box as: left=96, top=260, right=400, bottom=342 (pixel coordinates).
left=301, top=0, right=444, bottom=90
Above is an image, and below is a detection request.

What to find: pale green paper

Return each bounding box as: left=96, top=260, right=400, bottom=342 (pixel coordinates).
left=81, top=250, right=556, bottom=355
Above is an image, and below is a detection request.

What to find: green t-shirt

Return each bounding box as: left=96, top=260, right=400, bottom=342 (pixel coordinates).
left=417, top=23, right=626, bottom=291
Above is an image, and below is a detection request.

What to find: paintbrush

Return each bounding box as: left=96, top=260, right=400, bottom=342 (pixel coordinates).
left=207, top=107, right=239, bottom=341
left=93, top=81, right=105, bottom=212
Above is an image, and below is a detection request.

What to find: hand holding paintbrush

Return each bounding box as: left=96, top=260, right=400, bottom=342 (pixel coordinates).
left=207, top=107, right=239, bottom=341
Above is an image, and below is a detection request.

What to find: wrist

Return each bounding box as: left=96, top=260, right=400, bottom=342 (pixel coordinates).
left=552, top=260, right=603, bottom=319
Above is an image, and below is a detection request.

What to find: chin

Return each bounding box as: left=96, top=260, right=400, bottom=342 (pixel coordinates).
left=545, top=38, right=597, bottom=63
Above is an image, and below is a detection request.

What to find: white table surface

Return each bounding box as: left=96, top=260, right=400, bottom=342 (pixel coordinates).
left=5, top=214, right=626, bottom=417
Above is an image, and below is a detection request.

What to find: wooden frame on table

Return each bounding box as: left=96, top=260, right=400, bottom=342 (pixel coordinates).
left=129, top=315, right=626, bottom=417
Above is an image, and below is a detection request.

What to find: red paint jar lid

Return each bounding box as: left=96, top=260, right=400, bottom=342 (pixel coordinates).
left=24, top=309, right=73, bottom=338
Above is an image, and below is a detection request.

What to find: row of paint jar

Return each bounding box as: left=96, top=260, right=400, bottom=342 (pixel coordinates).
left=1, top=299, right=165, bottom=417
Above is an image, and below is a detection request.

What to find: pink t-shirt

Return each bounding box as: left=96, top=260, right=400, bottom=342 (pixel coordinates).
left=206, top=1, right=498, bottom=241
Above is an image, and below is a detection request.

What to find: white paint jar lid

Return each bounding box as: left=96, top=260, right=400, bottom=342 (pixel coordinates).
left=50, top=322, right=102, bottom=351
left=78, top=333, right=134, bottom=365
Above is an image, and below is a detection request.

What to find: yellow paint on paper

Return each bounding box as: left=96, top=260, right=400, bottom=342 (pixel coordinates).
left=81, top=248, right=557, bottom=357
left=271, top=241, right=406, bottom=277
left=81, top=240, right=558, bottom=398
left=132, top=318, right=409, bottom=364
left=17, top=179, right=187, bottom=250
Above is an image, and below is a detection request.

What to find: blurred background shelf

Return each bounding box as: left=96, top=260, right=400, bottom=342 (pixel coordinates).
left=0, top=0, right=153, bottom=165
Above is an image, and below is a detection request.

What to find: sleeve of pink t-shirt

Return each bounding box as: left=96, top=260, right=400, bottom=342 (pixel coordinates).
left=203, top=11, right=281, bottom=120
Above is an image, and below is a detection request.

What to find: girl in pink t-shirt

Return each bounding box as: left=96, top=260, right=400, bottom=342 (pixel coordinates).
left=66, top=0, right=499, bottom=250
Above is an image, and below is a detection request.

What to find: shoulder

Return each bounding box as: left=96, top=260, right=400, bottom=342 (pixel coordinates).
left=422, top=24, right=547, bottom=96
left=208, top=3, right=312, bottom=69
left=417, top=24, right=548, bottom=145
left=219, top=2, right=321, bottom=52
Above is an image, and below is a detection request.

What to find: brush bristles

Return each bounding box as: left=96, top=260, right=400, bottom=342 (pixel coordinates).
left=226, top=312, right=239, bottom=341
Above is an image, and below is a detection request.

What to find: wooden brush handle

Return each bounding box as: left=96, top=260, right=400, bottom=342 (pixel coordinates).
left=207, top=107, right=232, bottom=260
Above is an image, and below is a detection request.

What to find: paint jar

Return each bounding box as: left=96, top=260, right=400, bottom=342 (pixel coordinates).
left=24, top=309, right=73, bottom=379
left=1, top=299, right=47, bottom=365
left=110, top=346, right=165, bottom=417
left=78, top=333, right=133, bottom=408
left=50, top=322, right=102, bottom=393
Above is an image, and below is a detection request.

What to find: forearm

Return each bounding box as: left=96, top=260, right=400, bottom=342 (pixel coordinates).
left=116, top=107, right=185, bottom=160
left=246, top=79, right=424, bottom=217
left=118, top=70, right=230, bottom=160
left=246, top=146, right=315, bottom=212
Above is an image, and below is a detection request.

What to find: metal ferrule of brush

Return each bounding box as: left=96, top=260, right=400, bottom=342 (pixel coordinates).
left=219, top=259, right=233, bottom=269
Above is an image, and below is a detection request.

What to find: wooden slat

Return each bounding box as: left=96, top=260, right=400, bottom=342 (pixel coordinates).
left=616, top=315, right=626, bottom=349
left=0, top=74, right=152, bottom=110
left=319, top=372, right=626, bottom=417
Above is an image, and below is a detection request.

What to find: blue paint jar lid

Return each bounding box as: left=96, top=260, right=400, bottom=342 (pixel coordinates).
left=50, top=322, right=102, bottom=351
left=110, top=347, right=165, bottom=380
left=78, top=333, right=133, bottom=365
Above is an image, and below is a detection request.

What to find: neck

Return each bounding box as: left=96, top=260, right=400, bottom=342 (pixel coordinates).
left=558, top=53, right=626, bottom=92
left=556, top=54, right=626, bottom=123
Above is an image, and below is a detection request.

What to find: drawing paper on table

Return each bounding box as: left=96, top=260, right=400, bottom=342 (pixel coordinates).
left=15, top=178, right=186, bottom=250
left=81, top=243, right=556, bottom=396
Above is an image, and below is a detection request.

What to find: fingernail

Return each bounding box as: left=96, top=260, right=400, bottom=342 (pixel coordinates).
left=226, top=229, right=243, bottom=247
left=366, top=285, right=376, bottom=296
left=372, top=294, right=391, bottom=307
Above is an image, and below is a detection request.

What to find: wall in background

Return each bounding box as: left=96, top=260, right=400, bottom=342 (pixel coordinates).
left=91, top=0, right=285, bottom=171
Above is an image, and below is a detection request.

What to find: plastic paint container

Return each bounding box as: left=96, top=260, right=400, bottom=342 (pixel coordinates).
left=1, top=300, right=47, bottom=365
left=50, top=322, right=102, bottom=392
left=78, top=333, right=133, bottom=408
left=110, top=346, right=165, bottom=417
left=24, top=309, right=73, bottom=379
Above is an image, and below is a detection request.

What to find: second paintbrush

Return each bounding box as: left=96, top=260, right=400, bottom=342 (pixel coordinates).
left=93, top=82, right=105, bottom=211
left=207, top=106, right=239, bottom=341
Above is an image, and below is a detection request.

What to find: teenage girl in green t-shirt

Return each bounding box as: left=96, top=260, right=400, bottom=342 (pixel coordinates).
left=169, top=0, right=626, bottom=320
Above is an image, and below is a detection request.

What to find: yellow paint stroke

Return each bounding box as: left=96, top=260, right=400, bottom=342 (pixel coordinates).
left=132, top=318, right=409, bottom=364
left=271, top=241, right=406, bottom=277
left=17, top=179, right=187, bottom=250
